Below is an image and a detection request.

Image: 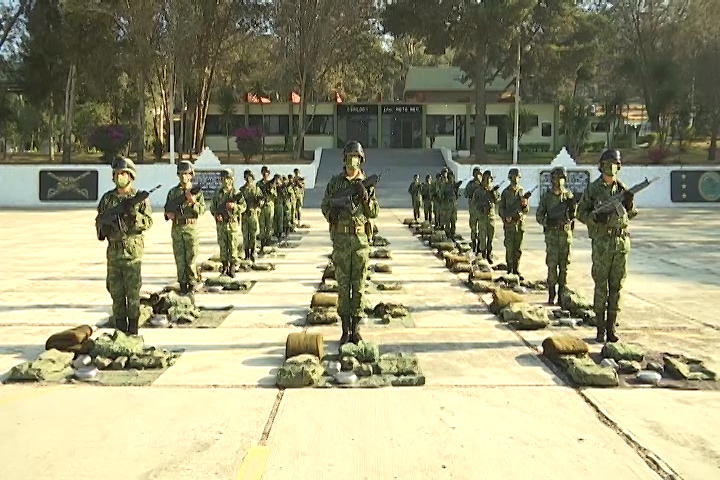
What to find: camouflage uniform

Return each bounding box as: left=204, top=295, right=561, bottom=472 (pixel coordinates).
left=257, top=167, right=277, bottom=250
left=465, top=168, right=482, bottom=253
left=498, top=169, right=530, bottom=277
left=470, top=171, right=501, bottom=262
left=432, top=173, right=442, bottom=229
left=536, top=167, right=576, bottom=305
left=286, top=174, right=297, bottom=230
left=272, top=174, right=283, bottom=239
left=96, top=158, right=153, bottom=334
left=164, top=161, right=206, bottom=294
left=441, top=174, right=460, bottom=238
left=210, top=169, right=246, bottom=276
left=577, top=149, right=638, bottom=343
left=278, top=176, right=295, bottom=238
left=240, top=170, right=262, bottom=262
left=420, top=176, right=434, bottom=223
left=321, top=141, right=379, bottom=348
left=293, top=168, right=305, bottom=225
left=408, top=175, right=423, bottom=221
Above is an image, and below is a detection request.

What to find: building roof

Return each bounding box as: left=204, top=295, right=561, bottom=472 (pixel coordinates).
left=404, top=66, right=510, bottom=93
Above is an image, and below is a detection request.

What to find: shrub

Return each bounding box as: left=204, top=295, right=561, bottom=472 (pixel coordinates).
left=519, top=143, right=551, bottom=153
left=88, top=124, right=132, bottom=163
left=234, top=126, right=262, bottom=162
left=647, top=146, right=671, bottom=164
left=583, top=141, right=606, bottom=153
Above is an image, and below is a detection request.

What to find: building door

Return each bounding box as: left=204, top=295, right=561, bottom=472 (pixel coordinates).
left=390, top=118, right=422, bottom=148
left=346, top=118, right=371, bottom=148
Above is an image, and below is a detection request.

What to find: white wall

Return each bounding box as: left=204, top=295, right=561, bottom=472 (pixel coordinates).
left=439, top=147, right=720, bottom=208
left=0, top=148, right=322, bottom=209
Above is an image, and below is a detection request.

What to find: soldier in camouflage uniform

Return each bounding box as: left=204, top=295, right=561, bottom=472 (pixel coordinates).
left=432, top=172, right=443, bottom=229
left=293, top=168, right=305, bottom=226
left=408, top=174, right=423, bottom=222
left=577, top=149, right=638, bottom=343
left=444, top=171, right=460, bottom=238
left=210, top=169, right=246, bottom=277
left=536, top=166, right=577, bottom=305
left=240, top=170, right=262, bottom=262
left=421, top=174, right=434, bottom=223
left=278, top=175, right=295, bottom=238
left=286, top=173, right=297, bottom=232
left=470, top=170, right=501, bottom=262
left=271, top=174, right=283, bottom=240
left=96, top=158, right=153, bottom=334
left=465, top=167, right=482, bottom=254
left=164, top=160, right=206, bottom=295
left=321, top=141, right=379, bottom=347
left=257, top=166, right=277, bottom=251
left=499, top=168, right=530, bottom=278
left=435, top=169, right=449, bottom=232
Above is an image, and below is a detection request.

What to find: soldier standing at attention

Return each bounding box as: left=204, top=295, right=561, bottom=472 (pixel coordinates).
left=210, top=169, right=246, bottom=277
left=577, top=149, right=637, bottom=343
left=286, top=173, right=298, bottom=232
left=499, top=168, right=530, bottom=278
left=96, top=157, right=153, bottom=334
left=272, top=174, right=283, bottom=241
left=164, top=160, right=206, bottom=295
left=257, top=166, right=277, bottom=252
left=445, top=171, right=460, bottom=239
left=536, top=167, right=576, bottom=305
left=321, top=141, right=379, bottom=347
left=421, top=174, right=434, bottom=224
left=465, top=167, right=482, bottom=254
left=408, top=174, right=423, bottom=222
left=240, top=169, right=262, bottom=262
left=470, top=170, right=501, bottom=262
left=293, top=168, right=305, bottom=226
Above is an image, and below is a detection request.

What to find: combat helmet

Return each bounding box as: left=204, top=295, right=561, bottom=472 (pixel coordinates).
left=599, top=149, right=622, bottom=171
left=482, top=170, right=493, bottom=179
left=112, top=156, right=136, bottom=179
left=220, top=169, right=234, bottom=179
left=508, top=168, right=520, bottom=179
left=177, top=160, right=194, bottom=175
left=343, top=141, right=365, bottom=163
left=472, top=166, right=481, bottom=176
left=244, top=169, right=254, bottom=180
left=550, top=166, right=567, bottom=180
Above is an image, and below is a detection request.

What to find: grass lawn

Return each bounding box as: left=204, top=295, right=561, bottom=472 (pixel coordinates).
left=0, top=151, right=314, bottom=165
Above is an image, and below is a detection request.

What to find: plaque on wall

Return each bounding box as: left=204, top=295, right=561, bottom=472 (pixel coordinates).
left=337, top=104, right=378, bottom=115
left=671, top=170, right=720, bottom=202
left=538, top=170, right=590, bottom=198
left=193, top=170, right=225, bottom=201
left=381, top=104, right=422, bottom=115
left=39, top=169, right=99, bottom=201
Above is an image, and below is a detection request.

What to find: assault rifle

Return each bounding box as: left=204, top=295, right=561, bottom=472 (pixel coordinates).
left=328, top=171, right=385, bottom=214
left=475, top=180, right=505, bottom=212
left=504, top=185, right=538, bottom=221
left=591, top=177, right=659, bottom=218
left=96, top=185, right=161, bottom=240
left=546, top=195, right=579, bottom=225
left=164, top=185, right=202, bottom=220
left=216, top=191, right=246, bottom=222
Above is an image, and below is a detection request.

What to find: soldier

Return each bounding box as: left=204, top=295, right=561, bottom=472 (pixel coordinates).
left=577, top=149, right=638, bottom=343
left=536, top=166, right=576, bottom=305
left=279, top=175, right=295, bottom=239
left=421, top=174, right=434, bottom=223
left=164, top=160, right=206, bottom=295
left=499, top=168, right=530, bottom=278
left=435, top=169, right=449, bottom=232
left=272, top=174, right=284, bottom=241
left=257, top=166, right=277, bottom=251
left=444, top=171, right=460, bottom=238
left=321, top=141, right=379, bottom=347
left=465, top=167, right=482, bottom=254
left=240, top=169, right=262, bottom=262
left=293, top=168, right=306, bottom=226
left=210, top=169, right=246, bottom=277
left=408, top=174, right=423, bottom=222
left=470, top=170, right=501, bottom=262
left=286, top=173, right=297, bottom=232
left=96, top=157, right=153, bottom=334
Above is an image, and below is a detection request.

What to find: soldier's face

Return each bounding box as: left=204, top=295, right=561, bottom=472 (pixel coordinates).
left=180, top=172, right=192, bottom=184
left=114, top=172, right=131, bottom=188
left=344, top=155, right=361, bottom=170
left=223, top=177, right=233, bottom=188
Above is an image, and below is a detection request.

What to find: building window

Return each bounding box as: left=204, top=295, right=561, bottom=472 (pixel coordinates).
left=205, top=114, right=245, bottom=135
left=426, top=115, right=454, bottom=135
left=293, top=114, right=334, bottom=135
left=249, top=115, right=290, bottom=135
left=541, top=122, right=552, bottom=137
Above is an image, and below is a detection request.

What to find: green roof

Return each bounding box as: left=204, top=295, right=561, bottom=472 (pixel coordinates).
left=404, top=66, right=510, bottom=92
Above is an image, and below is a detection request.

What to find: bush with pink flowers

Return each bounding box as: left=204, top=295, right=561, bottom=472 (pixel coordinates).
left=235, top=126, right=262, bottom=163
left=88, top=124, right=132, bottom=163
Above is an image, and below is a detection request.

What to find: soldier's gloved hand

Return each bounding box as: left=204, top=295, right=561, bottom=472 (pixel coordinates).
left=592, top=211, right=610, bottom=224
left=165, top=212, right=176, bottom=221
left=355, top=183, right=369, bottom=203
left=226, top=202, right=236, bottom=211
left=622, top=191, right=634, bottom=211
left=214, top=214, right=224, bottom=222
left=492, top=184, right=500, bottom=191
left=184, top=190, right=196, bottom=205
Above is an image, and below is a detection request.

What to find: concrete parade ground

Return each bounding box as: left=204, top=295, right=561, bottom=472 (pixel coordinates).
left=1, top=201, right=719, bottom=480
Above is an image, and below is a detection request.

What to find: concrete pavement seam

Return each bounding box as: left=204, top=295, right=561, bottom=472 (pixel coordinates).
left=259, top=390, right=284, bottom=446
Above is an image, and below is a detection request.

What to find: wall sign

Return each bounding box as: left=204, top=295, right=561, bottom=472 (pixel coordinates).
left=381, top=105, right=422, bottom=115
left=671, top=170, right=720, bottom=202
left=39, top=169, right=99, bottom=201
left=193, top=170, right=226, bottom=202
left=337, top=105, right=378, bottom=115
left=539, top=170, right=590, bottom=198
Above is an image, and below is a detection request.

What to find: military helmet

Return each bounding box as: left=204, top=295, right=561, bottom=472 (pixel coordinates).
left=343, top=141, right=365, bottom=163
left=220, top=169, right=234, bottom=179
left=472, top=167, right=481, bottom=175
left=261, top=165, right=270, bottom=174
left=599, top=149, right=622, bottom=168
left=482, top=170, right=492, bottom=178
left=508, top=168, right=520, bottom=179
left=243, top=169, right=254, bottom=180
left=112, top=156, right=136, bottom=180
left=550, top=166, right=567, bottom=179
left=177, top=160, right=194, bottom=175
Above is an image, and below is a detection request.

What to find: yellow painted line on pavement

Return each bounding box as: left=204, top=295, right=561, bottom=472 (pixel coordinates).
left=235, top=446, right=270, bottom=480
left=0, top=386, right=60, bottom=407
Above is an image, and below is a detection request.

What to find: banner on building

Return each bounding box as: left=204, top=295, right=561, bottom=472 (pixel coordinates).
left=39, top=169, right=99, bottom=201
left=671, top=170, right=720, bottom=202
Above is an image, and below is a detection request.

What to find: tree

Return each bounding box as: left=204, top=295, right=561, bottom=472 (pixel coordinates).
left=274, top=0, right=378, bottom=160
left=560, top=98, right=591, bottom=159
left=505, top=107, right=536, bottom=146
left=216, top=85, right=236, bottom=161
left=0, top=0, right=33, bottom=51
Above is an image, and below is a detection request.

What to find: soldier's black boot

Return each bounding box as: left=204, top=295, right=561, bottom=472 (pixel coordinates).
left=128, top=317, right=139, bottom=335
left=116, top=317, right=129, bottom=333
left=595, top=310, right=606, bottom=343
left=250, top=249, right=256, bottom=263
left=179, top=283, right=188, bottom=295
left=220, top=262, right=228, bottom=276
left=486, top=248, right=494, bottom=264
left=547, top=285, right=556, bottom=305
left=507, top=262, right=514, bottom=275
left=513, top=267, right=524, bottom=282
left=557, top=284, right=566, bottom=306
left=606, top=311, right=619, bottom=343
left=339, top=316, right=351, bottom=348
left=350, top=316, right=363, bottom=345
left=228, top=263, right=236, bottom=278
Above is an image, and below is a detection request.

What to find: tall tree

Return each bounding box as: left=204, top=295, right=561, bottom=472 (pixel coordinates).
left=0, top=0, right=33, bottom=51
